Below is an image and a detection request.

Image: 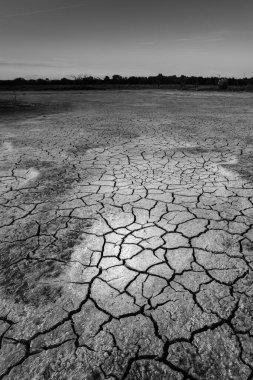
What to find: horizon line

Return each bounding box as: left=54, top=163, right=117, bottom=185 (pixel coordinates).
left=1, top=73, right=253, bottom=80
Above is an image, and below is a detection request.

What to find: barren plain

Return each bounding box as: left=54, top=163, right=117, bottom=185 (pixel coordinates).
left=0, top=90, right=253, bottom=379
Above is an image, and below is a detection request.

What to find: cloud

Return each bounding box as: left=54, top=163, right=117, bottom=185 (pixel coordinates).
left=0, top=58, right=77, bottom=68
left=177, top=37, right=224, bottom=43
left=176, top=29, right=253, bottom=43
left=176, top=32, right=225, bottom=43
left=0, top=59, right=57, bottom=68
left=138, top=41, right=156, bottom=46
left=0, top=3, right=85, bottom=18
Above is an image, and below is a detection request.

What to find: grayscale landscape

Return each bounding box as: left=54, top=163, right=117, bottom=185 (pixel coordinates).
left=1, top=90, right=253, bottom=379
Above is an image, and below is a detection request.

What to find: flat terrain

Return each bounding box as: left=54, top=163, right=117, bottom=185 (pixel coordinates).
left=0, top=90, right=253, bottom=380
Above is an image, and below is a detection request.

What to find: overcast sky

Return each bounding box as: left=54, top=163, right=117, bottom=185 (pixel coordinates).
left=0, top=0, right=253, bottom=79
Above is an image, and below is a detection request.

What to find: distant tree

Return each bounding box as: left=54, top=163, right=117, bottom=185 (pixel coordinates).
left=112, top=75, right=123, bottom=83
left=60, top=77, right=71, bottom=84
left=157, top=73, right=164, bottom=87
left=218, top=78, right=228, bottom=90
left=73, top=74, right=84, bottom=81
left=128, top=76, right=138, bottom=85
left=180, top=75, right=186, bottom=89
left=13, top=77, right=26, bottom=83
left=104, top=76, right=110, bottom=83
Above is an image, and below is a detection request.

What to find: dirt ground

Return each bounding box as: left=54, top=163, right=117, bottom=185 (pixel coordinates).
left=0, top=90, right=253, bottom=380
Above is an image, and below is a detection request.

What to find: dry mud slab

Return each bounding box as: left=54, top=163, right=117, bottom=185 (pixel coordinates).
left=0, top=90, right=253, bottom=380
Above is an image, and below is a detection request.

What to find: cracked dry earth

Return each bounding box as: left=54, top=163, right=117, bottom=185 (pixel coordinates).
left=1, top=90, right=253, bottom=380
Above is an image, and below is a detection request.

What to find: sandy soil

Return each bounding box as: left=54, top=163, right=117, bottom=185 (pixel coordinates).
left=0, top=90, right=253, bottom=379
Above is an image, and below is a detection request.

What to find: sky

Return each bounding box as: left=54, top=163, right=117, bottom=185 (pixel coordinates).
left=0, top=0, right=253, bottom=79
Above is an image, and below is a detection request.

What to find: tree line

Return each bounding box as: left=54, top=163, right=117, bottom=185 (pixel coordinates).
left=1, top=74, right=253, bottom=89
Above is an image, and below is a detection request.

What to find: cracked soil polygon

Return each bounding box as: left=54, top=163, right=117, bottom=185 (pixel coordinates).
left=0, top=90, right=253, bottom=379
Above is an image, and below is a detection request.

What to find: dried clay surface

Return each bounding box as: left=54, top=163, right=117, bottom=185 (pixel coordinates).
left=0, top=90, right=253, bottom=380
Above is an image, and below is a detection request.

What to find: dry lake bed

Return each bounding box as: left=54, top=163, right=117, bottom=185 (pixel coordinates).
left=1, top=90, right=253, bottom=380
